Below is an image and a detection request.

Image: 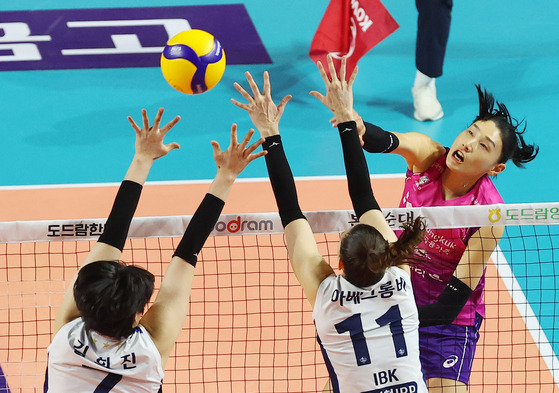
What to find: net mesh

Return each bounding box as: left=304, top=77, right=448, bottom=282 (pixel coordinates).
left=1, top=203, right=559, bottom=392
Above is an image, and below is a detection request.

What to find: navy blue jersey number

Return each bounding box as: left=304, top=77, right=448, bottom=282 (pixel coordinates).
left=335, top=313, right=371, bottom=366
left=375, top=305, right=408, bottom=358
left=93, top=372, right=122, bottom=393
left=335, top=305, right=408, bottom=366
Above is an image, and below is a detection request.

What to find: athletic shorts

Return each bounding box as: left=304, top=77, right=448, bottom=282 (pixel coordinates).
left=418, top=313, right=483, bottom=385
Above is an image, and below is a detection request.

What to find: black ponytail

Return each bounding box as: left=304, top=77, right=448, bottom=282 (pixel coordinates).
left=474, top=85, right=539, bottom=167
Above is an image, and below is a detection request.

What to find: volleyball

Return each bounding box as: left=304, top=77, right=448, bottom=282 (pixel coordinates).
left=160, top=29, right=226, bottom=95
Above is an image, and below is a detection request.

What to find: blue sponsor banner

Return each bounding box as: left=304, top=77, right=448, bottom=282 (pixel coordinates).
left=0, top=5, right=271, bottom=71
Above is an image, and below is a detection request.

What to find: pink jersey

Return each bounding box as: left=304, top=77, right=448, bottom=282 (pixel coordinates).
left=399, top=149, right=503, bottom=325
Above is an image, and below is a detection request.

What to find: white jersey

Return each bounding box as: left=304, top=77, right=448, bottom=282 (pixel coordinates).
left=313, top=267, right=427, bottom=393
left=46, top=318, right=164, bottom=393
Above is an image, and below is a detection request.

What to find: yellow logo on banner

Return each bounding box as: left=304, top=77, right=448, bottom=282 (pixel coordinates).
left=488, top=208, right=501, bottom=223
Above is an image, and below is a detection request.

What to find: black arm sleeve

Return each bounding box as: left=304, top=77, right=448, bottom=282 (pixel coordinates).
left=338, top=121, right=381, bottom=219
left=362, top=122, right=400, bottom=153
left=417, top=276, right=473, bottom=327
left=263, top=135, right=306, bottom=228
left=98, top=180, right=143, bottom=251
left=173, top=193, right=225, bottom=267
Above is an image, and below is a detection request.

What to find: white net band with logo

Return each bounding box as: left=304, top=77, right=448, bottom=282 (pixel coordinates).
left=1, top=202, right=559, bottom=392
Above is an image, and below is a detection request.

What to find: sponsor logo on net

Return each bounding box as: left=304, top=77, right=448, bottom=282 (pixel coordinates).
left=488, top=208, right=501, bottom=223
left=215, top=216, right=273, bottom=234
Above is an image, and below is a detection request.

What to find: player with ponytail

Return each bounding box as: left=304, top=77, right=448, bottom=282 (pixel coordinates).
left=232, top=58, right=429, bottom=393
left=328, top=63, right=539, bottom=393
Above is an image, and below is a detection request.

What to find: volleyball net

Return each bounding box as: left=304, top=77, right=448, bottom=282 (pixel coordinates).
left=1, top=202, right=559, bottom=392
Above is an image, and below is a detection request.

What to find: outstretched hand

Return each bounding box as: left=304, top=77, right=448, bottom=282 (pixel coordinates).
left=211, top=124, right=267, bottom=178
left=231, top=71, right=291, bottom=138
left=127, top=108, right=181, bottom=161
left=310, top=55, right=357, bottom=124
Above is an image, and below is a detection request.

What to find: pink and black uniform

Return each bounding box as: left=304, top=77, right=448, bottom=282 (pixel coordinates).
left=400, top=149, right=503, bottom=384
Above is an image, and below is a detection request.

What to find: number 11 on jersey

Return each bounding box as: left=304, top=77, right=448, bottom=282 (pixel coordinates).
left=334, top=304, right=408, bottom=367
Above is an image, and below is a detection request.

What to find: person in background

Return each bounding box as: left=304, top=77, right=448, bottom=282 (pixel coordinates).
left=412, top=0, right=453, bottom=121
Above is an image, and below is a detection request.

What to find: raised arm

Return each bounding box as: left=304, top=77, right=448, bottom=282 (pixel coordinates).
left=53, top=108, right=180, bottom=335
left=232, top=71, right=334, bottom=307
left=362, top=124, right=445, bottom=173
left=85, top=109, right=181, bottom=264
left=325, top=89, right=445, bottom=173
left=311, top=56, right=398, bottom=242
left=139, top=125, right=265, bottom=366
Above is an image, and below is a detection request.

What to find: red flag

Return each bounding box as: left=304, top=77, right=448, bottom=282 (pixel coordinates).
left=309, top=0, right=399, bottom=79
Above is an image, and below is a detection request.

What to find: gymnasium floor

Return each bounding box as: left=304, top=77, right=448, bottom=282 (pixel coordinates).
left=1, top=0, right=558, bottom=208
left=1, top=0, right=559, bottom=391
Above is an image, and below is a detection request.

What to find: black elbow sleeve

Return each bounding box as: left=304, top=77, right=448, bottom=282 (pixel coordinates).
left=418, top=276, right=473, bottom=327
left=263, top=135, right=306, bottom=228
left=98, top=180, right=143, bottom=251
left=338, top=121, right=381, bottom=218
left=362, top=122, right=399, bottom=154
left=173, top=193, right=225, bottom=267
